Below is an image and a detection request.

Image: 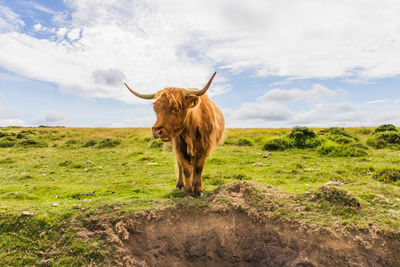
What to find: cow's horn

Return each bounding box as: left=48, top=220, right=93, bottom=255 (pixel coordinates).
left=187, top=72, right=216, bottom=96
left=124, top=82, right=156, bottom=99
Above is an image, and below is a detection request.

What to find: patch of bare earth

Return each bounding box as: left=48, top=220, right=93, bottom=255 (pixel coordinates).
left=100, top=182, right=400, bottom=267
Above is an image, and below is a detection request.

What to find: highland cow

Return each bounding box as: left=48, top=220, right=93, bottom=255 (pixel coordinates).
left=124, top=72, right=224, bottom=196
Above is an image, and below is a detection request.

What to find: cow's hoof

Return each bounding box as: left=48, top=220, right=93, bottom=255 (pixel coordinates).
left=176, top=183, right=184, bottom=190
left=193, top=191, right=203, bottom=197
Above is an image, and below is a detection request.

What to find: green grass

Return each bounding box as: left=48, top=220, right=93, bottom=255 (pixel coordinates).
left=0, top=126, right=400, bottom=265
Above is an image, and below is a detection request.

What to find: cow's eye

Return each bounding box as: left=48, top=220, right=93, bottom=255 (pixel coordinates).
left=171, top=107, right=178, bottom=113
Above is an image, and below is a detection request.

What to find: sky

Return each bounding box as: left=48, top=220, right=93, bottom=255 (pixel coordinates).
left=0, top=0, right=399, bottom=128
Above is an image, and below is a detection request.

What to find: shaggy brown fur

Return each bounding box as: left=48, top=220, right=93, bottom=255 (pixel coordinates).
left=151, top=87, right=225, bottom=196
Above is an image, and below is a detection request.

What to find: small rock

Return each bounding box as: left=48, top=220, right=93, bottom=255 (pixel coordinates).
left=21, top=211, right=34, bottom=216
left=85, top=160, right=92, bottom=164
left=262, top=152, right=272, bottom=158
left=20, top=172, right=27, bottom=175
left=55, top=195, right=60, bottom=198
left=41, top=173, right=46, bottom=177
left=25, top=184, right=29, bottom=186
left=39, top=231, right=46, bottom=237
left=52, top=203, right=59, bottom=207
left=83, top=199, right=91, bottom=202
left=84, top=168, right=88, bottom=172
left=325, top=181, right=345, bottom=186
left=98, top=166, right=103, bottom=169
left=40, top=155, right=46, bottom=158
left=366, top=172, right=372, bottom=176
left=72, top=204, right=82, bottom=208
left=112, top=150, right=117, bottom=153
left=253, top=162, right=264, bottom=167
left=304, top=168, right=318, bottom=171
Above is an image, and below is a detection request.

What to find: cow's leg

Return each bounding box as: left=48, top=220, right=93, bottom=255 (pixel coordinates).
left=173, top=137, right=193, bottom=196
left=182, top=159, right=194, bottom=196
left=192, top=156, right=206, bottom=197
left=176, top=162, right=184, bottom=190
left=174, top=150, right=193, bottom=195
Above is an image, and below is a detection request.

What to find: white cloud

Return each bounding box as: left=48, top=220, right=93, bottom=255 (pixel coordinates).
left=0, top=105, right=26, bottom=126
left=0, top=118, right=26, bottom=126
left=107, top=108, right=155, bottom=127
left=226, top=84, right=400, bottom=127
left=56, top=27, right=67, bottom=38
left=259, top=84, right=337, bottom=103
left=269, top=80, right=290, bottom=87
left=33, top=23, right=42, bottom=31
left=365, top=99, right=388, bottom=105
left=66, top=28, right=81, bottom=41
left=0, top=5, right=24, bottom=32
left=33, top=111, right=70, bottom=126
left=232, top=102, right=293, bottom=121
left=0, top=0, right=399, bottom=106
left=343, top=78, right=375, bottom=85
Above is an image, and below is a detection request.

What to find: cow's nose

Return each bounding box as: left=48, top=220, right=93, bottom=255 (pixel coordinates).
left=152, top=127, right=164, bottom=138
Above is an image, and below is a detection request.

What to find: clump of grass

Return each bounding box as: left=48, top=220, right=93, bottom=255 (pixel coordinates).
left=373, top=168, right=400, bottom=185
left=311, top=185, right=361, bottom=208
left=231, top=173, right=251, bottom=180
left=59, top=160, right=73, bottom=166
left=0, top=191, right=39, bottom=200
left=16, top=139, right=48, bottom=148
left=82, top=139, right=97, bottom=147
left=367, top=131, right=400, bottom=149
left=263, top=137, right=293, bottom=151
left=288, top=126, right=321, bottom=148
left=65, top=139, right=79, bottom=145
left=289, top=126, right=316, bottom=139
left=0, top=157, right=15, bottom=164
left=375, top=124, right=398, bottom=133
left=97, top=138, right=121, bottom=149
left=263, top=127, right=320, bottom=151
left=236, top=137, right=254, bottom=146
left=16, top=133, right=27, bottom=139
left=0, top=131, right=11, bottom=138
left=19, top=130, right=35, bottom=135
left=142, top=136, right=152, bottom=142
left=319, top=127, right=359, bottom=144
left=223, top=139, right=235, bottom=145
left=317, top=141, right=368, bottom=157
left=0, top=137, right=17, bottom=147
left=208, top=176, right=225, bottom=185
left=149, top=139, right=163, bottom=148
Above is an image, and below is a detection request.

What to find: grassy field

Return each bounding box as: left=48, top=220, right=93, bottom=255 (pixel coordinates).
left=1, top=126, right=400, bottom=265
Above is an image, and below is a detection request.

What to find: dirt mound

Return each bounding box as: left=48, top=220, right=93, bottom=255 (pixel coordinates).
left=108, top=182, right=400, bottom=267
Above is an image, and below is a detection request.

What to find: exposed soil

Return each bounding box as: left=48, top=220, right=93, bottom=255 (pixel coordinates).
left=106, top=182, right=400, bottom=267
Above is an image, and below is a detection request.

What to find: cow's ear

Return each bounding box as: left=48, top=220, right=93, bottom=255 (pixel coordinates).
left=185, top=95, right=199, bottom=109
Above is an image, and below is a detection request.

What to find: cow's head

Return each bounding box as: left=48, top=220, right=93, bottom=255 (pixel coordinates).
left=125, top=72, right=216, bottom=142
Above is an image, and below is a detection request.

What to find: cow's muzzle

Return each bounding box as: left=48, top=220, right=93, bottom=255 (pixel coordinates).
left=152, top=127, right=170, bottom=142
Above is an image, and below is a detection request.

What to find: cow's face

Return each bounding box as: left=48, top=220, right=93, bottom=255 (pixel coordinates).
left=152, top=92, right=199, bottom=142
left=124, top=72, right=216, bottom=141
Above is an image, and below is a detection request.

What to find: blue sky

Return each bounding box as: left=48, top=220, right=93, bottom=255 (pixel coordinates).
left=0, top=0, right=399, bottom=128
